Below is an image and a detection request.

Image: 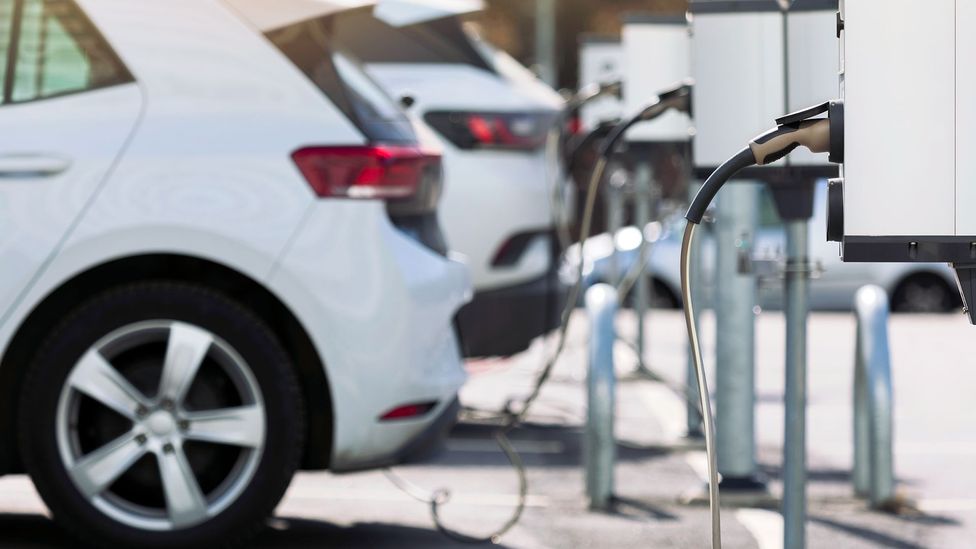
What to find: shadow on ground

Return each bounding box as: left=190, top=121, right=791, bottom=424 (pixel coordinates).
left=0, top=514, right=505, bottom=549
left=254, top=517, right=515, bottom=548
left=429, top=421, right=673, bottom=469
left=0, top=514, right=72, bottom=547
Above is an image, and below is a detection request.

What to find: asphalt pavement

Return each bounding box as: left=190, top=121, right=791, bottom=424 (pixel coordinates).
left=1, top=309, right=974, bottom=547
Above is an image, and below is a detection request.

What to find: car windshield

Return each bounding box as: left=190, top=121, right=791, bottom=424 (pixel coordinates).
left=332, top=11, right=493, bottom=72
left=330, top=49, right=409, bottom=134
left=466, top=27, right=543, bottom=87
left=267, top=15, right=416, bottom=144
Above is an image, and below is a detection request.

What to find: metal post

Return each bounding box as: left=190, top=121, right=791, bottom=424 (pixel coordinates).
left=783, top=219, right=809, bottom=549
left=685, top=182, right=704, bottom=438
left=714, top=183, right=763, bottom=487
left=534, top=0, right=557, bottom=86
left=852, top=285, right=895, bottom=507
left=584, top=283, right=617, bottom=510
left=633, top=161, right=653, bottom=375
left=605, top=173, right=626, bottom=285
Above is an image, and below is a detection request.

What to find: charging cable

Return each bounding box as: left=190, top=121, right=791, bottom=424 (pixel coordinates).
left=546, top=80, right=624, bottom=251
left=681, top=101, right=839, bottom=549
left=383, top=83, right=694, bottom=545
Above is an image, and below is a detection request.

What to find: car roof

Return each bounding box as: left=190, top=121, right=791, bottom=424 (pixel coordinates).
left=224, top=0, right=483, bottom=32
left=373, top=0, right=483, bottom=27
left=224, top=0, right=376, bottom=31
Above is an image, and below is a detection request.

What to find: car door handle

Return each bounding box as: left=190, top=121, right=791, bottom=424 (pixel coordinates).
left=0, top=154, right=71, bottom=178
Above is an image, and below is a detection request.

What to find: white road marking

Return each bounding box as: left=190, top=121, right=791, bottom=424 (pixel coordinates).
left=917, top=498, right=976, bottom=512
left=634, top=382, right=687, bottom=441
left=897, top=441, right=976, bottom=455
left=684, top=451, right=711, bottom=483
left=633, top=375, right=780, bottom=549
left=736, top=508, right=784, bottom=549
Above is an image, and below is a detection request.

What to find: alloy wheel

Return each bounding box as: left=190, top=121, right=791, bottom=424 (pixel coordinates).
left=55, top=320, right=266, bottom=531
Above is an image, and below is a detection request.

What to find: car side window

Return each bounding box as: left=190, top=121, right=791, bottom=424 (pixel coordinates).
left=0, top=1, right=13, bottom=103
left=2, top=0, right=132, bottom=105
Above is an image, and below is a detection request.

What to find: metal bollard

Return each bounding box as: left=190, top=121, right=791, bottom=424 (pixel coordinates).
left=584, top=283, right=617, bottom=510
left=605, top=171, right=627, bottom=285
left=852, top=285, right=896, bottom=508
left=633, top=161, right=654, bottom=376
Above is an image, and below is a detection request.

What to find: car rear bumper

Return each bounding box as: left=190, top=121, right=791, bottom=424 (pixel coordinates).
left=456, top=268, right=566, bottom=357
left=269, top=201, right=471, bottom=472
left=329, top=397, right=461, bottom=472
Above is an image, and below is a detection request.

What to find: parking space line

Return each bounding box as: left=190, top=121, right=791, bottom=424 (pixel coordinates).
left=917, top=498, right=976, bottom=512
left=633, top=377, right=780, bottom=549
left=634, top=382, right=687, bottom=441
left=684, top=451, right=711, bottom=483
left=736, top=508, right=784, bottom=549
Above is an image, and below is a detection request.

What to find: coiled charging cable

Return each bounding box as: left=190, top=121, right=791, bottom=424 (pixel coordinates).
left=383, top=82, right=695, bottom=544
left=681, top=104, right=837, bottom=549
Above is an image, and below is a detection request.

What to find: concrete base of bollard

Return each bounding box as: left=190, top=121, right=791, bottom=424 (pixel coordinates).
left=681, top=480, right=778, bottom=509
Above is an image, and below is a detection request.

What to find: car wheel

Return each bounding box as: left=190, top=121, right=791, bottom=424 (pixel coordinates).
left=19, top=282, right=304, bottom=549
left=890, top=274, right=959, bottom=313
left=649, top=279, right=681, bottom=309
left=620, top=278, right=681, bottom=310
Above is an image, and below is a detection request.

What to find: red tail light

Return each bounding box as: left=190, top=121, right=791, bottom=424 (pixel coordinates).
left=379, top=401, right=437, bottom=421
left=424, top=111, right=558, bottom=151
left=291, top=145, right=438, bottom=199
left=566, top=115, right=583, bottom=136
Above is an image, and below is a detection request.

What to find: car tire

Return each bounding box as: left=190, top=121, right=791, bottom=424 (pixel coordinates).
left=890, top=274, right=959, bottom=313
left=621, top=278, right=681, bottom=310
left=18, top=282, right=304, bottom=549
left=649, top=278, right=681, bottom=309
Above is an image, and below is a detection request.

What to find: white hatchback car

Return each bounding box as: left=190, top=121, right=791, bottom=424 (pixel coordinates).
left=334, top=6, right=568, bottom=357
left=0, top=0, right=469, bottom=547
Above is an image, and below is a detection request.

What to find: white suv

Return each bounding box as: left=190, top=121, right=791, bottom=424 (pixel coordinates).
left=334, top=6, right=568, bottom=356
left=0, top=0, right=469, bottom=547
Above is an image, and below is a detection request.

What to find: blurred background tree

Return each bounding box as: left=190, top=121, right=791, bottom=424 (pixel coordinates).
left=470, top=0, right=688, bottom=90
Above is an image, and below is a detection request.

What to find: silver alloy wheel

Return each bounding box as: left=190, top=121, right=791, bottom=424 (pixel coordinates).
left=55, top=320, right=266, bottom=532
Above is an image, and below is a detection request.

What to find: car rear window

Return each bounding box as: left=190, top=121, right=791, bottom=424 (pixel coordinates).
left=267, top=15, right=416, bottom=144
left=332, top=10, right=492, bottom=72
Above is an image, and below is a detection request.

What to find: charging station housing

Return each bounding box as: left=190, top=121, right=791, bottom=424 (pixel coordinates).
left=832, top=0, right=976, bottom=320
left=578, top=35, right=625, bottom=129
left=691, top=0, right=838, bottom=218
left=620, top=13, right=695, bottom=200
left=621, top=14, right=693, bottom=142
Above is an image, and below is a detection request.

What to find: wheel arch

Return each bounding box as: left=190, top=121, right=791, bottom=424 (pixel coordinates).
left=650, top=275, right=682, bottom=308
left=888, top=268, right=962, bottom=311
left=0, top=253, right=334, bottom=474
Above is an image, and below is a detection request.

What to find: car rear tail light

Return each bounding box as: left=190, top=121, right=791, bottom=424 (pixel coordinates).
left=379, top=401, right=438, bottom=421
left=424, top=111, right=557, bottom=151
left=565, top=115, right=583, bottom=136
left=291, top=145, right=439, bottom=199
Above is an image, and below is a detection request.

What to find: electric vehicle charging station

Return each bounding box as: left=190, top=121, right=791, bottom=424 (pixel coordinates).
left=620, top=13, right=700, bottom=426
left=690, top=0, right=780, bottom=501
left=831, top=0, right=976, bottom=323
left=690, top=0, right=839, bottom=547
left=578, top=36, right=625, bottom=130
